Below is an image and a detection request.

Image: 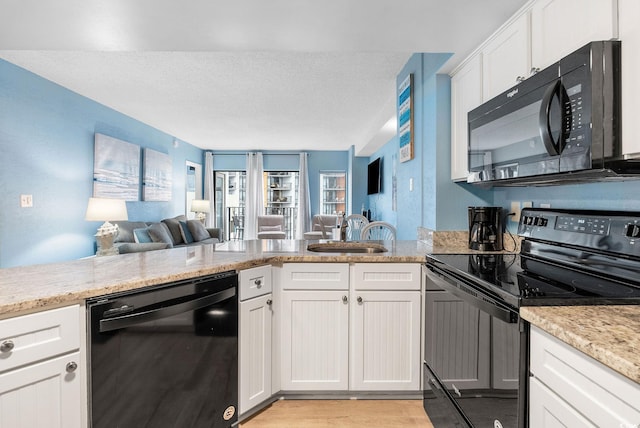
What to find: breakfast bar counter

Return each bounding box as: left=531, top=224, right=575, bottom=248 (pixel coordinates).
left=0, top=240, right=438, bottom=316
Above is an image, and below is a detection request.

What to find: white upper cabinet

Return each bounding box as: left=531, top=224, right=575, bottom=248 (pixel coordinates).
left=619, top=0, right=640, bottom=158
left=482, top=11, right=531, bottom=101
left=531, top=0, right=618, bottom=71
left=450, top=54, right=483, bottom=181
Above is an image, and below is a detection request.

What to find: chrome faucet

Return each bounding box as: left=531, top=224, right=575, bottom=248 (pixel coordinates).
left=339, top=214, right=348, bottom=241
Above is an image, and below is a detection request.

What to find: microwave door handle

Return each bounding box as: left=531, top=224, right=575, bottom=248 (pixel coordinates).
left=539, top=79, right=562, bottom=156
left=99, top=287, right=236, bottom=332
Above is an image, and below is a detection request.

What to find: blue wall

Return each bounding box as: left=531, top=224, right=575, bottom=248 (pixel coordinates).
left=369, top=53, right=492, bottom=239
left=0, top=59, right=204, bottom=267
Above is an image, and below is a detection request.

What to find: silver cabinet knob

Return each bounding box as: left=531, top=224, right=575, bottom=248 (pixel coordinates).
left=342, top=295, right=348, bottom=303
left=516, top=76, right=526, bottom=83
left=357, top=296, right=363, bottom=304
left=0, top=340, right=14, bottom=353
left=66, top=361, right=78, bottom=373
left=266, top=299, right=273, bottom=306
left=254, top=279, right=262, bottom=288
left=0, top=339, right=16, bottom=352
left=530, top=67, right=540, bottom=75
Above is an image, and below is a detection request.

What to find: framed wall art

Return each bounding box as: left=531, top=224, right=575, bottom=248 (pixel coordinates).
left=143, top=148, right=172, bottom=201
left=93, top=133, right=140, bottom=201
left=398, top=73, right=414, bottom=163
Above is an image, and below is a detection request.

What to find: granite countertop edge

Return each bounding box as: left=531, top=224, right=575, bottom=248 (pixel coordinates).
left=521, top=305, right=640, bottom=384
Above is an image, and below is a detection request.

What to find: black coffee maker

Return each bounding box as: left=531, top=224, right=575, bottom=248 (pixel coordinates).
left=468, top=207, right=503, bottom=251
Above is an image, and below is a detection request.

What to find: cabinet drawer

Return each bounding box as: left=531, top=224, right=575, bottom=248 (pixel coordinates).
left=0, top=351, right=82, bottom=428
left=239, top=265, right=272, bottom=301
left=281, top=263, right=349, bottom=290
left=0, top=305, right=80, bottom=373
left=353, top=263, right=421, bottom=290
left=530, top=326, right=640, bottom=426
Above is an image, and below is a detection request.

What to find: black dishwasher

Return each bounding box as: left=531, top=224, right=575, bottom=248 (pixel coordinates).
left=87, top=270, right=238, bottom=428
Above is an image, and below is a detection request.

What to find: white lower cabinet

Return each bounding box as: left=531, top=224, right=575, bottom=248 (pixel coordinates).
left=279, top=262, right=422, bottom=393
left=529, top=326, right=640, bottom=427
left=0, top=305, right=83, bottom=428
left=239, top=265, right=273, bottom=415
left=280, top=290, right=349, bottom=390
left=350, top=290, right=421, bottom=391
left=239, top=293, right=273, bottom=414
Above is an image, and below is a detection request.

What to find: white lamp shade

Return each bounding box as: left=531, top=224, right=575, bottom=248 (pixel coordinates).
left=85, top=198, right=128, bottom=222
left=190, top=199, right=211, bottom=213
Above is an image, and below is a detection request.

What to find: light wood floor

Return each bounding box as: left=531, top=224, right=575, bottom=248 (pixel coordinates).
left=240, top=399, right=434, bottom=428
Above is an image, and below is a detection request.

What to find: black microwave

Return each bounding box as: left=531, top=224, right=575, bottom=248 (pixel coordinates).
left=466, top=40, right=632, bottom=186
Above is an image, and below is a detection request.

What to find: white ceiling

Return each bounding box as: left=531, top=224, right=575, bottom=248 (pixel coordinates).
left=0, top=0, right=528, bottom=156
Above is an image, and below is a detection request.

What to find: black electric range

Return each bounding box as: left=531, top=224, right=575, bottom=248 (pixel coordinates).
left=423, top=208, right=640, bottom=428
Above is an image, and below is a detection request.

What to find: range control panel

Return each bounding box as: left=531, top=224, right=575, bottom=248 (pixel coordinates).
left=518, top=208, right=640, bottom=257
left=555, top=215, right=609, bottom=235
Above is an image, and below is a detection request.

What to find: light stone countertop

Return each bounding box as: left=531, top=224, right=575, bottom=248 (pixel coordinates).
left=0, top=239, right=450, bottom=317
left=521, top=305, right=640, bottom=384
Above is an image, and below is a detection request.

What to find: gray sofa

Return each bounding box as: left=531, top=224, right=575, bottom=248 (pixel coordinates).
left=113, top=215, right=222, bottom=254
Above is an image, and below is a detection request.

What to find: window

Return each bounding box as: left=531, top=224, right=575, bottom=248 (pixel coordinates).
left=320, top=171, right=346, bottom=215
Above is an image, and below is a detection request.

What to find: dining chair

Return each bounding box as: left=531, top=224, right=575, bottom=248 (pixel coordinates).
left=257, top=215, right=286, bottom=239
left=345, top=214, right=369, bottom=240
left=360, top=221, right=396, bottom=240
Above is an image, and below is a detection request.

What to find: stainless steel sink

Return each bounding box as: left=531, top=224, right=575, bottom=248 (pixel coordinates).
left=306, top=242, right=388, bottom=253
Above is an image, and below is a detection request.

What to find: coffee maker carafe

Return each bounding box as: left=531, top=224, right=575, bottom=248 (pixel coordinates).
left=468, top=207, right=503, bottom=251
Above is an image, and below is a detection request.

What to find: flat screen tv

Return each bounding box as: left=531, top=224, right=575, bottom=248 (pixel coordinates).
left=367, top=157, right=382, bottom=195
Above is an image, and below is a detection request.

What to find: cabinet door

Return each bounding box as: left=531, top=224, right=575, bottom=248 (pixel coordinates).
left=482, top=12, right=530, bottom=100
left=425, top=291, right=490, bottom=389
left=529, top=377, right=597, bottom=427
left=450, top=54, right=483, bottom=181
left=280, top=290, right=349, bottom=390
left=239, top=293, right=272, bottom=415
left=530, top=326, right=640, bottom=426
left=350, top=291, right=421, bottom=391
left=531, top=0, right=617, bottom=71
left=619, top=0, right=640, bottom=157
left=0, top=352, right=82, bottom=428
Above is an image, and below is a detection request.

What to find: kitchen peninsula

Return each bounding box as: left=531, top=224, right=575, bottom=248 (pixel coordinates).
left=1, top=239, right=638, bottom=428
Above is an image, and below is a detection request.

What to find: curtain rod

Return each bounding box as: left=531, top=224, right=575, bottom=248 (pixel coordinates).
left=208, top=152, right=307, bottom=156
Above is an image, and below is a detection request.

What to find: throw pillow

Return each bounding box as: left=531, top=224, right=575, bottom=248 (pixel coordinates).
left=179, top=220, right=195, bottom=244
left=161, top=215, right=187, bottom=245
left=147, top=222, right=174, bottom=248
left=133, top=228, right=153, bottom=243
left=187, top=220, right=211, bottom=242
left=260, top=225, right=282, bottom=232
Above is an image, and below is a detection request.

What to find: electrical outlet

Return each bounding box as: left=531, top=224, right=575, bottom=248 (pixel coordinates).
left=20, top=194, right=33, bottom=208
left=510, top=201, right=521, bottom=222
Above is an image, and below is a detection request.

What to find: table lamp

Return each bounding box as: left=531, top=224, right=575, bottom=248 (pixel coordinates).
left=85, top=197, right=128, bottom=256
left=190, top=199, right=211, bottom=224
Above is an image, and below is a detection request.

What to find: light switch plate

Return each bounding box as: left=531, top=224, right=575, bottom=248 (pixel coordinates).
left=20, top=194, right=33, bottom=208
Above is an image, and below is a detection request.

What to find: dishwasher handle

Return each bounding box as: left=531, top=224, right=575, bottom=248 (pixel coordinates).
left=99, top=287, right=236, bottom=333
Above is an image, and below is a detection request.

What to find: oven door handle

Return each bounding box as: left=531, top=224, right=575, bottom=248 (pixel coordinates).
left=426, top=267, right=517, bottom=323
left=99, top=287, right=236, bottom=333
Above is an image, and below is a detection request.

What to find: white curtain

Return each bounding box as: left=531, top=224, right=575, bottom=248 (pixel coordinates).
left=296, top=153, right=311, bottom=239
left=245, top=152, right=264, bottom=239
left=203, top=152, right=215, bottom=228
